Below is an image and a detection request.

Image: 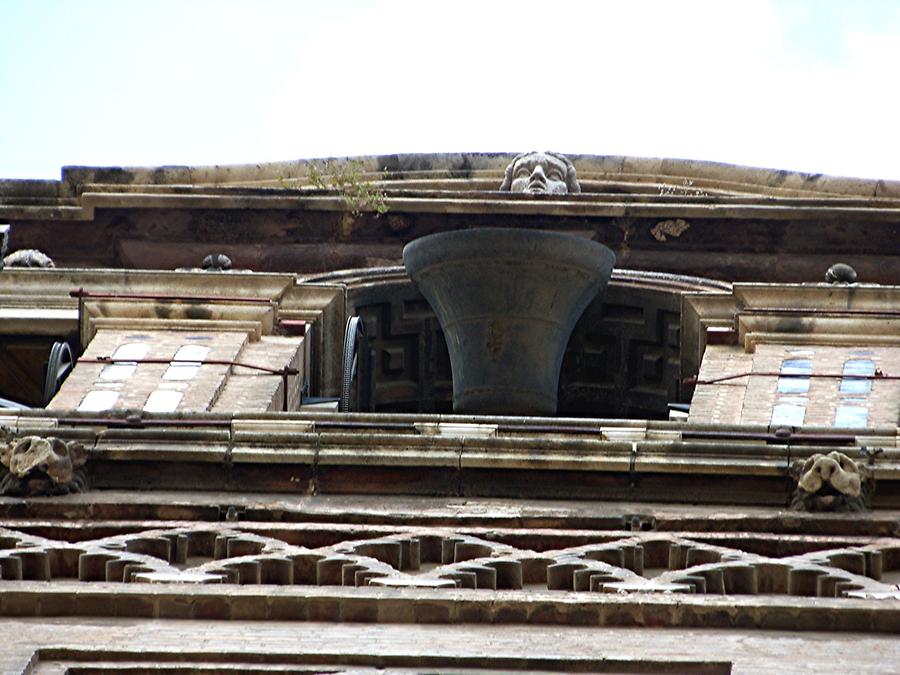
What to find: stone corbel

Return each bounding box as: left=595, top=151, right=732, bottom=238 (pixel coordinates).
left=790, top=451, right=874, bottom=512
left=0, top=428, right=88, bottom=496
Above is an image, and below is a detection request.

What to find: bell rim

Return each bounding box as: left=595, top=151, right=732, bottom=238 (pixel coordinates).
left=402, top=227, right=616, bottom=278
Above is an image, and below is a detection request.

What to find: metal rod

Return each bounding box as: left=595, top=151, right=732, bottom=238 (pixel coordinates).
left=0, top=396, right=30, bottom=410
left=686, top=370, right=894, bottom=385
left=37, top=418, right=866, bottom=442
left=79, top=356, right=299, bottom=377
left=69, top=288, right=273, bottom=304
left=682, top=430, right=856, bottom=445
left=55, top=417, right=232, bottom=428
left=741, top=307, right=900, bottom=317
left=313, top=420, right=415, bottom=430
left=497, top=424, right=601, bottom=434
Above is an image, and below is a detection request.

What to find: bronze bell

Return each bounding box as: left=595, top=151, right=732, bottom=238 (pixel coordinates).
left=403, top=228, right=615, bottom=415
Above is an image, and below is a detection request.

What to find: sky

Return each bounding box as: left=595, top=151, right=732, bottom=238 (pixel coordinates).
left=3, top=0, right=900, bottom=181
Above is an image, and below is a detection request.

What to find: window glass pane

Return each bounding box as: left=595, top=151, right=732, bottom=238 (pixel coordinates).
left=112, top=343, right=150, bottom=361
left=78, top=390, right=119, bottom=412
left=835, top=406, right=868, bottom=428
left=771, top=403, right=805, bottom=426
left=163, top=364, right=201, bottom=381
left=158, top=382, right=188, bottom=390
left=143, top=390, right=183, bottom=413
left=840, top=359, right=875, bottom=394
left=101, top=343, right=150, bottom=380
left=174, top=345, right=210, bottom=361
left=777, top=358, right=811, bottom=394
left=778, top=378, right=810, bottom=394
left=163, top=345, right=210, bottom=381
left=843, top=359, right=875, bottom=376
left=781, top=359, right=812, bottom=374
left=100, top=363, right=137, bottom=380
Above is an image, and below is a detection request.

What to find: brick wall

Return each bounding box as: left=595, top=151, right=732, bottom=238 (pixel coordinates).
left=690, top=344, right=900, bottom=428
left=687, top=346, right=752, bottom=425
left=212, top=336, right=306, bottom=412
left=49, top=329, right=304, bottom=414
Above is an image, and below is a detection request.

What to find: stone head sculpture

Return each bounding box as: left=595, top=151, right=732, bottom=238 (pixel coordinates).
left=499, top=151, right=580, bottom=195
left=202, top=253, right=233, bottom=272
left=0, top=431, right=88, bottom=496
left=790, top=451, right=872, bottom=512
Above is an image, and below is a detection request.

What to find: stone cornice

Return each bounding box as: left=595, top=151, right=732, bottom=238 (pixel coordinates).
left=41, top=153, right=900, bottom=198
left=4, top=153, right=900, bottom=224
left=2, top=410, right=897, bottom=507
left=5, top=187, right=900, bottom=224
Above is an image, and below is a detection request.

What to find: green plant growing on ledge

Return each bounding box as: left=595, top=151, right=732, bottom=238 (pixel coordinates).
left=306, top=160, right=389, bottom=217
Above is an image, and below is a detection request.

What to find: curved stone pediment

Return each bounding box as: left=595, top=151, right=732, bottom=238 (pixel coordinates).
left=44, top=152, right=900, bottom=199
left=1, top=153, right=898, bottom=284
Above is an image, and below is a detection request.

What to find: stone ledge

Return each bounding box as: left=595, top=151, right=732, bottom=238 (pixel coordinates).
left=1, top=490, right=896, bottom=525
left=0, top=581, right=897, bottom=631
left=7, top=190, right=900, bottom=222
left=8, top=153, right=899, bottom=197
left=5, top=411, right=897, bottom=505
left=27, top=646, right=733, bottom=675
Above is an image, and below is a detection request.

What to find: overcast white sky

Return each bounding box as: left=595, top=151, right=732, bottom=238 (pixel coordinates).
left=3, top=0, right=900, bottom=180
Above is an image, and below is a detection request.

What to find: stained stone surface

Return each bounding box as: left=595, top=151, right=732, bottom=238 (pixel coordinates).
left=2, top=619, right=900, bottom=674
left=1, top=153, right=897, bottom=283
left=0, top=151, right=896, bottom=675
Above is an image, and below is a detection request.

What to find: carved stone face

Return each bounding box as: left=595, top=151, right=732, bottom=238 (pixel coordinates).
left=791, top=451, right=870, bottom=512
left=0, top=434, right=88, bottom=497
left=500, top=152, right=580, bottom=195
left=510, top=153, right=569, bottom=194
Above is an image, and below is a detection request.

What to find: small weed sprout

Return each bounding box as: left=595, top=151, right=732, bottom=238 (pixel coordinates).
left=306, top=160, right=388, bottom=216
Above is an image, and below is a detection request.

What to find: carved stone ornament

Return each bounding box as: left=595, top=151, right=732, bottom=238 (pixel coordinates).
left=201, top=253, right=233, bottom=271
left=0, top=430, right=88, bottom=496
left=790, top=451, right=872, bottom=512
left=499, top=151, right=580, bottom=195
left=825, top=262, right=858, bottom=284
left=2, top=248, right=55, bottom=268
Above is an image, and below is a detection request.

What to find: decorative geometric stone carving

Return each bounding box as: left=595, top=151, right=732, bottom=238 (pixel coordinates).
left=0, top=430, right=88, bottom=496
left=0, top=524, right=895, bottom=599
left=351, top=281, right=683, bottom=417
left=560, top=285, right=683, bottom=418
left=349, top=280, right=452, bottom=413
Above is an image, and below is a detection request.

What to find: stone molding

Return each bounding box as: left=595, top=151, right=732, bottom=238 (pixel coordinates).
left=19, top=152, right=900, bottom=198
left=0, top=523, right=897, bottom=597
left=1, top=410, right=896, bottom=506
